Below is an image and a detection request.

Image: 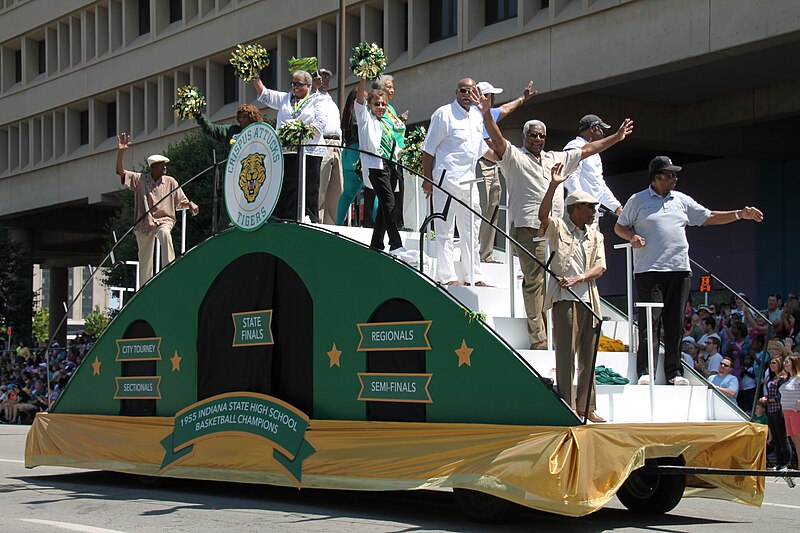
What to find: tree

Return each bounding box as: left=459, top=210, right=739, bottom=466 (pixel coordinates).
left=31, top=306, right=49, bottom=343
left=84, top=306, right=110, bottom=336
left=0, top=227, right=34, bottom=342
left=102, top=131, right=222, bottom=289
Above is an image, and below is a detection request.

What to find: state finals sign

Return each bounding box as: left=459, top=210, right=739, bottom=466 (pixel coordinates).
left=225, top=122, right=284, bottom=231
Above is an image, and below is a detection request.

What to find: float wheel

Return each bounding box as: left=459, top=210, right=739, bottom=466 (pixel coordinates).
left=453, top=488, right=517, bottom=523
left=617, top=457, right=686, bottom=514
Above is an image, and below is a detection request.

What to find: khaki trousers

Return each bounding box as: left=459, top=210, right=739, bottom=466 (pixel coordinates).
left=476, top=159, right=502, bottom=261
left=511, top=226, right=546, bottom=347
left=552, top=300, right=597, bottom=412
left=135, top=224, right=175, bottom=284
left=318, top=139, right=343, bottom=224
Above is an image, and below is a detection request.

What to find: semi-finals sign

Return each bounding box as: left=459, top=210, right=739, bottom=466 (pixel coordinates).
left=225, top=122, right=284, bottom=231
left=160, top=392, right=316, bottom=485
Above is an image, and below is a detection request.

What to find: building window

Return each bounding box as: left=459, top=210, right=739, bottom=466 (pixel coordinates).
left=14, top=49, right=22, bottom=83
left=485, top=0, right=517, bottom=25
left=223, top=64, right=238, bottom=105
left=82, top=267, right=93, bottom=318
left=37, top=40, right=46, bottom=74
left=138, top=0, right=150, bottom=36
left=430, top=0, right=457, bottom=43
left=80, top=110, right=89, bottom=145
left=41, top=270, right=50, bottom=310
left=169, top=0, right=182, bottom=24
left=541, top=0, right=550, bottom=9
left=107, top=101, right=117, bottom=139
left=260, top=48, right=278, bottom=86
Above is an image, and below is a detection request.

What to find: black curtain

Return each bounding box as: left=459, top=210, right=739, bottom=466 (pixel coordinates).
left=366, top=299, right=426, bottom=422
left=120, top=320, right=157, bottom=416
left=197, top=252, right=314, bottom=416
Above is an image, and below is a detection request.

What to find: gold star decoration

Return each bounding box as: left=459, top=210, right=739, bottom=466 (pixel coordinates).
left=170, top=350, right=182, bottom=372
left=454, top=340, right=474, bottom=367
left=91, top=356, right=101, bottom=376
left=327, top=343, right=342, bottom=367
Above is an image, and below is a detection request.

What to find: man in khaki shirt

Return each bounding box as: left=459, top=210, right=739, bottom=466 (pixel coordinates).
left=116, top=133, right=199, bottom=284
left=477, top=93, right=632, bottom=349
left=539, top=163, right=606, bottom=423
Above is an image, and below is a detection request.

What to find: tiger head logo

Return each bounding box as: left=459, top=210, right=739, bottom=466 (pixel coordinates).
left=238, top=152, right=267, bottom=203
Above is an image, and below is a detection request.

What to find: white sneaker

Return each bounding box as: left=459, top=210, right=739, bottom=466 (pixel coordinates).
left=669, top=376, right=690, bottom=386
left=637, top=375, right=650, bottom=385
left=389, top=247, right=408, bottom=256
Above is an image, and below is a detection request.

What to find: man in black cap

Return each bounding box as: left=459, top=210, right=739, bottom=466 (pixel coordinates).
left=615, top=156, right=764, bottom=386
left=563, top=114, right=624, bottom=216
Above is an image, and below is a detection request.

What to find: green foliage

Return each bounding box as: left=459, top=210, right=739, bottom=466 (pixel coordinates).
left=32, top=306, right=49, bottom=343
left=0, top=227, right=34, bottom=342
left=84, top=306, right=110, bottom=336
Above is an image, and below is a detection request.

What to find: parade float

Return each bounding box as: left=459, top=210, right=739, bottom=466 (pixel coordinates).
left=26, top=115, right=772, bottom=522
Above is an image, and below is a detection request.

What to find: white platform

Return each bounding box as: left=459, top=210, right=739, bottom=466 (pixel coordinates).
left=313, top=223, right=745, bottom=424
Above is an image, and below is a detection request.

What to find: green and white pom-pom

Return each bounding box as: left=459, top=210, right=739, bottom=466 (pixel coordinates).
left=399, top=126, right=426, bottom=176
left=287, top=56, right=318, bottom=74
left=229, top=43, right=270, bottom=82
left=349, top=42, right=387, bottom=80
left=277, top=120, right=315, bottom=151
left=173, top=85, right=206, bottom=120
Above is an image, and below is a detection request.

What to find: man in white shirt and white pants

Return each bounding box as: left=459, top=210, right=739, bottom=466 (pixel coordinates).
left=421, top=78, right=488, bottom=286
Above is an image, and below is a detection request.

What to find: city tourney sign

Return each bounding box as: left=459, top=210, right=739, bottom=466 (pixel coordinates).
left=225, top=122, right=284, bottom=231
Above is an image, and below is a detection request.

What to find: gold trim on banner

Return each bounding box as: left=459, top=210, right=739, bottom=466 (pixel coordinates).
left=25, top=415, right=765, bottom=517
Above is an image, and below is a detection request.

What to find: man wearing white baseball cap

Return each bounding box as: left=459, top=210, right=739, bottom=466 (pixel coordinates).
left=116, top=133, right=199, bottom=284
left=475, top=80, right=536, bottom=263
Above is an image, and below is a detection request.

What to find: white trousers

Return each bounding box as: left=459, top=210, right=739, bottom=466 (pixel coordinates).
left=135, top=224, right=175, bottom=284
left=432, top=183, right=483, bottom=284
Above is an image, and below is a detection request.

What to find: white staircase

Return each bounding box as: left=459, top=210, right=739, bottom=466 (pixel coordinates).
left=315, top=223, right=746, bottom=423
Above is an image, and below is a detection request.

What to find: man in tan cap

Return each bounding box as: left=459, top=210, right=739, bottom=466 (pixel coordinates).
left=538, top=162, right=607, bottom=422
left=116, top=133, right=199, bottom=284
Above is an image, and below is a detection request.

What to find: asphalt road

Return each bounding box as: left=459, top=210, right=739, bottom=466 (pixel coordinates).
left=2, top=424, right=797, bottom=532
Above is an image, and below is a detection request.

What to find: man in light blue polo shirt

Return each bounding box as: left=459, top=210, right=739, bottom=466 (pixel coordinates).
left=708, top=356, right=739, bottom=400
left=615, top=156, right=763, bottom=386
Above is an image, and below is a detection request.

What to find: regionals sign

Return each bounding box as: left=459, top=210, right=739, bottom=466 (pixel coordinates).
left=225, top=122, right=284, bottom=231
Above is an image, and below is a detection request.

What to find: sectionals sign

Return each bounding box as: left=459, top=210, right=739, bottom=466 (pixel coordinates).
left=114, top=376, right=162, bottom=399
left=160, top=392, right=316, bottom=486
left=232, top=310, right=274, bottom=347
left=225, top=122, right=284, bottom=231
left=356, top=320, right=432, bottom=351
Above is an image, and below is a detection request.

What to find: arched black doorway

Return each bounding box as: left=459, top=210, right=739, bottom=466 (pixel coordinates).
left=197, top=252, right=314, bottom=416
left=119, top=319, right=157, bottom=416
left=366, top=298, right=427, bottom=422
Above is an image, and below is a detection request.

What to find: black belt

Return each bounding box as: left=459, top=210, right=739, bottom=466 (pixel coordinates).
left=323, top=135, right=341, bottom=140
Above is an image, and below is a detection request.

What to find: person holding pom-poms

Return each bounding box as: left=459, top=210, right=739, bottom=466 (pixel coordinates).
left=353, top=73, right=406, bottom=256
left=249, top=58, right=327, bottom=222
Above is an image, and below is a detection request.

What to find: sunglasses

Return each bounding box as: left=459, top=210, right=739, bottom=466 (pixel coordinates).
left=719, top=362, right=731, bottom=368
left=457, top=87, right=473, bottom=94
left=526, top=132, right=546, bottom=139
left=291, top=81, right=309, bottom=87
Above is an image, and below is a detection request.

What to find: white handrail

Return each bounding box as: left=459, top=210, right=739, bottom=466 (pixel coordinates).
left=636, top=301, right=664, bottom=421
left=613, top=242, right=635, bottom=353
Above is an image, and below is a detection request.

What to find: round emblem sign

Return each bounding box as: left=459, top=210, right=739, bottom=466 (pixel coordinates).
left=225, top=122, right=284, bottom=231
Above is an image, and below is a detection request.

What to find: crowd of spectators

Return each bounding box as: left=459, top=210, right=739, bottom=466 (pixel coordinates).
left=0, top=334, right=93, bottom=424
left=679, top=292, right=800, bottom=469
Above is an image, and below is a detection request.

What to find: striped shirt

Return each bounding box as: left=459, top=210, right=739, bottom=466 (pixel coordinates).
left=779, top=375, right=800, bottom=412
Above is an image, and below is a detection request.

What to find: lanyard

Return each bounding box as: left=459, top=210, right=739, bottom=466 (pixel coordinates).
left=291, top=94, right=310, bottom=117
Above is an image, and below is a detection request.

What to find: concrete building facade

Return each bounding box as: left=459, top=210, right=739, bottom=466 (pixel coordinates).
left=2, top=0, right=800, bottom=341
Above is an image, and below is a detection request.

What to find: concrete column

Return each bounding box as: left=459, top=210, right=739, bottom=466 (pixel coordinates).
left=48, top=267, right=68, bottom=346
left=7, top=228, right=34, bottom=342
